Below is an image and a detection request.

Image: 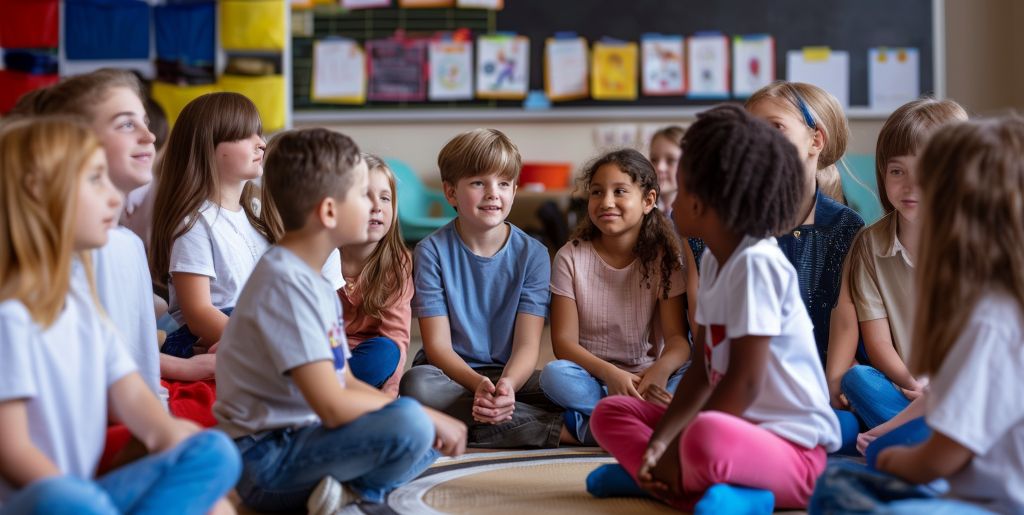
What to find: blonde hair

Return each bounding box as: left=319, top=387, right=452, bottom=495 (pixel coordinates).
left=0, top=117, right=102, bottom=326
left=875, top=98, right=969, bottom=214
left=17, top=68, right=143, bottom=121
left=437, top=128, right=522, bottom=184
left=747, top=81, right=849, bottom=202
left=911, top=116, right=1024, bottom=376
left=149, top=92, right=264, bottom=288
left=349, top=154, right=412, bottom=318
left=650, top=125, right=685, bottom=147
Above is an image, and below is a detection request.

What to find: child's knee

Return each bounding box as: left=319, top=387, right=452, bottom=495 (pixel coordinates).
left=184, top=430, right=242, bottom=480
left=539, top=359, right=576, bottom=390
left=383, top=398, right=435, bottom=450
left=839, top=365, right=877, bottom=396
left=679, top=412, right=739, bottom=470
left=398, top=365, right=441, bottom=401
left=590, top=396, right=640, bottom=433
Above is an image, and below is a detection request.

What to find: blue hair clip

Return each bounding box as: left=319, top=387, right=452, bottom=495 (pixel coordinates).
left=793, top=93, right=817, bottom=130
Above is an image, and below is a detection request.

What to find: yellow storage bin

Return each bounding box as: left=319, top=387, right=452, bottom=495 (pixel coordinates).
left=150, top=81, right=218, bottom=127
left=220, top=0, right=285, bottom=51
left=218, top=74, right=286, bottom=131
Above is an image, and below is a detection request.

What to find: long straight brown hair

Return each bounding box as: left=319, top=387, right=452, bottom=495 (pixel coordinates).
left=911, top=116, right=1024, bottom=376
left=149, top=92, right=264, bottom=288
left=0, top=117, right=102, bottom=326
left=348, top=154, right=411, bottom=318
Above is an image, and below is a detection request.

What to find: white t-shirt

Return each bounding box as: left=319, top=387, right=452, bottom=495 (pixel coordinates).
left=696, top=236, right=840, bottom=452
left=214, top=246, right=351, bottom=439
left=926, top=290, right=1024, bottom=513
left=0, top=262, right=137, bottom=503
left=167, top=202, right=345, bottom=325
left=93, top=226, right=166, bottom=406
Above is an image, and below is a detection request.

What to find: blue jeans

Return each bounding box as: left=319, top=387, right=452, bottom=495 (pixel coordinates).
left=809, top=459, right=992, bottom=514
left=233, top=397, right=438, bottom=511
left=348, top=336, right=401, bottom=388
left=1, top=431, right=240, bottom=515
left=161, top=307, right=234, bottom=358
left=864, top=417, right=931, bottom=470
left=832, top=408, right=864, bottom=456
left=841, top=365, right=911, bottom=429
left=539, top=359, right=689, bottom=415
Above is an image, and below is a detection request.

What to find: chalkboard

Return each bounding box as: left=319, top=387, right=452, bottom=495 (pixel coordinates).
left=292, top=0, right=934, bottom=112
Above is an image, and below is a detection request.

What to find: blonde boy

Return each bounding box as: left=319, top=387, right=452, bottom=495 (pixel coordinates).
left=400, top=128, right=561, bottom=448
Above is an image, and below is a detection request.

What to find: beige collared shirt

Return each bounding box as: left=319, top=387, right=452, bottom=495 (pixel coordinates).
left=848, top=212, right=915, bottom=359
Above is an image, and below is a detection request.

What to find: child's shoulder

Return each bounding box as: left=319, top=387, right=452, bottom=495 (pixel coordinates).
left=817, top=191, right=865, bottom=229
left=507, top=222, right=549, bottom=255
left=0, top=298, right=32, bottom=327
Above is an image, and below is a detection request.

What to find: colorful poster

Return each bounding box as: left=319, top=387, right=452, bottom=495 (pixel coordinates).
left=687, top=33, right=730, bottom=99
left=787, top=47, right=849, bottom=109
left=592, top=41, right=638, bottom=100
left=476, top=34, right=529, bottom=99
left=366, top=37, right=428, bottom=101
left=641, top=35, right=685, bottom=96
left=398, top=0, right=453, bottom=7
left=312, top=39, right=366, bottom=104
left=869, top=47, right=920, bottom=111
left=732, top=34, right=774, bottom=98
left=429, top=39, right=473, bottom=100
left=341, top=0, right=389, bottom=8
left=544, top=36, right=588, bottom=101
left=456, top=0, right=502, bottom=9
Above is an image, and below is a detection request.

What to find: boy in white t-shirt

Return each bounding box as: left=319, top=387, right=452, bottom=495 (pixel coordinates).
left=214, top=128, right=466, bottom=514
left=587, top=105, right=840, bottom=512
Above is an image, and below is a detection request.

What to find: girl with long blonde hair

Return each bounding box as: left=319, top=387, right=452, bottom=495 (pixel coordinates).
left=0, top=117, right=239, bottom=513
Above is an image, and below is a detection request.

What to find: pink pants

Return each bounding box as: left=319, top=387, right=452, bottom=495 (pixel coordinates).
left=590, top=396, right=827, bottom=510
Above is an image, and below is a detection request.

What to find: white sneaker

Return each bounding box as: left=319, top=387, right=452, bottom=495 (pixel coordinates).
left=306, top=476, right=359, bottom=515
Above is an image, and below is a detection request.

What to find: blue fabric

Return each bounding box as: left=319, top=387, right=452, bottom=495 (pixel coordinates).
left=233, top=397, right=437, bottom=511
left=865, top=417, right=931, bottom=470
left=695, top=484, right=774, bottom=515
left=832, top=408, right=863, bottom=456
left=412, top=221, right=551, bottom=367
left=776, top=190, right=864, bottom=366
left=810, top=459, right=991, bottom=515
left=64, top=0, right=150, bottom=60
left=841, top=365, right=911, bottom=429
left=586, top=463, right=651, bottom=499
left=160, top=307, right=233, bottom=358
left=1, top=431, right=240, bottom=515
left=154, top=1, right=215, bottom=65
left=539, top=359, right=688, bottom=416
left=347, top=337, right=401, bottom=388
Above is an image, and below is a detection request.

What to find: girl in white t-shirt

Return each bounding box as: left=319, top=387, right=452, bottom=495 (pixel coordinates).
left=540, top=148, right=690, bottom=445
left=587, top=105, right=840, bottom=512
left=150, top=92, right=268, bottom=359
left=0, top=117, right=239, bottom=514
left=812, top=116, right=1024, bottom=514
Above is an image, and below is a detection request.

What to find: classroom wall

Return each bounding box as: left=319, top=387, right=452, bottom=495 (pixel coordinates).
left=304, top=0, right=1024, bottom=183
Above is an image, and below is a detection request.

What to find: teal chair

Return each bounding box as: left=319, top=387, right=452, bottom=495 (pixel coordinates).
left=385, top=158, right=456, bottom=242
left=840, top=154, right=884, bottom=225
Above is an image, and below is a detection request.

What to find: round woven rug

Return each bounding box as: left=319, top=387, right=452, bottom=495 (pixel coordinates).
left=346, top=448, right=680, bottom=515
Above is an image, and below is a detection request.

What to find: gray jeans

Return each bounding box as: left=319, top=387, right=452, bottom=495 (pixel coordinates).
left=399, top=351, right=563, bottom=449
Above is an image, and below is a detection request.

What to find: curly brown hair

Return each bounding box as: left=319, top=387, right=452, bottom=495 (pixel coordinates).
left=680, top=104, right=805, bottom=237
left=570, top=148, right=683, bottom=298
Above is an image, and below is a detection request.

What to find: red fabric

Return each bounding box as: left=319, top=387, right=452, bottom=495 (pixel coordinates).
left=0, top=0, right=59, bottom=49
left=97, top=425, right=133, bottom=476
left=163, top=379, right=218, bottom=428
left=0, top=70, right=59, bottom=114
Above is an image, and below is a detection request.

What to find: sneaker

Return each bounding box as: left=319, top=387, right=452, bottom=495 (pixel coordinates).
left=563, top=410, right=597, bottom=445
left=307, top=475, right=359, bottom=515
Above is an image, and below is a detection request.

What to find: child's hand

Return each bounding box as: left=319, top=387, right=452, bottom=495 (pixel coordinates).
left=605, top=368, right=643, bottom=399
left=472, top=377, right=514, bottom=424
left=637, top=368, right=669, bottom=399
left=193, top=338, right=219, bottom=355
left=642, top=384, right=673, bottom=408
left=637, top=439, right=675, bottom=497
left=857, top=431, right=879, bottom=455
left=177, top=354, right=216, bottom=382
left=875, top=445, right=904, bottom=474
left=426, top=408, right=468, bottom=457
left=150, top=417, right=200, bottom=454
left=899, top=382, right=925, bottom=401
left=828, top=379, right=850, bottom=409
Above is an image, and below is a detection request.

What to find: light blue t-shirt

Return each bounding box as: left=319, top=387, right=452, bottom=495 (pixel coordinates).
left=412, top=221, right=550, bottom=368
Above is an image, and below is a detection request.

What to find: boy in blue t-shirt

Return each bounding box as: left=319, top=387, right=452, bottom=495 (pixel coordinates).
left=400, top=128, right=562, bottom=448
